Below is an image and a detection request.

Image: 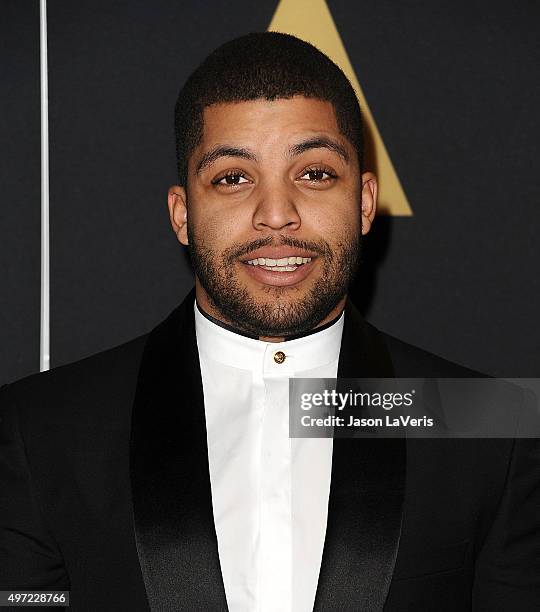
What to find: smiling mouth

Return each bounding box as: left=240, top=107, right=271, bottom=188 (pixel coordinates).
left=243, top=256, right=313, bottom=272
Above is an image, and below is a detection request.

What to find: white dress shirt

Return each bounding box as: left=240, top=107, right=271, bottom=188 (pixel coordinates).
left=194, top=301, right=344, bottom=612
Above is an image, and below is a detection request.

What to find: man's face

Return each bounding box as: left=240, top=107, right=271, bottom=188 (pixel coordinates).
left=169, top=96, right=377, bottom=337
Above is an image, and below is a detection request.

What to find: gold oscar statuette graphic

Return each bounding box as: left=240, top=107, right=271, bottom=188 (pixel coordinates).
left=269, top=0, right=412, bottom=216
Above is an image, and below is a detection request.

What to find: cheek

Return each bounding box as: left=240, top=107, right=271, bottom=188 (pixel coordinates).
left=339, top=192, right=362, bottom=235
left=190, top=208, right=244, bottom=252
left=304, top=191, right=361, bottom=237
left=208, top=196, right=255, bottom=231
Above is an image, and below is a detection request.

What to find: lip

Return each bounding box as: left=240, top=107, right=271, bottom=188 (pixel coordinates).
left=240, top=257, right=316, bottom=287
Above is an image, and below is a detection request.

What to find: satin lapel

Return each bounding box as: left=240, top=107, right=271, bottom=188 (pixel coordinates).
left=314, top=299, right=406, bottom=612
left=130, top=289, right=228, bottom=611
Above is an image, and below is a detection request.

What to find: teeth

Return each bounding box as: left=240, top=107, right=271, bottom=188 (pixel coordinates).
left=245, top=256, right=312, bottom=266
left=263, top=265, right=298, bottom=272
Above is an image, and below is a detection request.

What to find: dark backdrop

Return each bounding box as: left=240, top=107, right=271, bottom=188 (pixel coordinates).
left=1, top=0, right=41, bottom=384
left=1, top=0, right=539, bottom=385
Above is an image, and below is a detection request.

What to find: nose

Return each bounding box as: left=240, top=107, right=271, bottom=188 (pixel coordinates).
left=252, top=178, right=301, bottom=232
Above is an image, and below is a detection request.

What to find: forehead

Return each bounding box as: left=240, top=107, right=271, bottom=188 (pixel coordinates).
left=198, top=96, right=343, bottom=149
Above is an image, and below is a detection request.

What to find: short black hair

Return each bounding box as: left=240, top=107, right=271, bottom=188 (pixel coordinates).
left=174, top=32, right=363, bottom=186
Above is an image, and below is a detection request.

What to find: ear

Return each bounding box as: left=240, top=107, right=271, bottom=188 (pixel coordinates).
left=167, top=185, right=189, bottom=245
left=360, top=172, right=378, bottom=235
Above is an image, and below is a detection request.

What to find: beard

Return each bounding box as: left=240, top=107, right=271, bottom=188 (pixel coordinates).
left=187, top=225, right=361, bottom=337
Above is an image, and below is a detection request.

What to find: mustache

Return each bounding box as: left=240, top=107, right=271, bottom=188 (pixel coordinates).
left=225, top=235, right=330, bottom=262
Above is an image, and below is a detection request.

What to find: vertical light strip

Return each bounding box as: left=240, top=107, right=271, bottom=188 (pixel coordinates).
left=39, top=0, right=50, bottom=371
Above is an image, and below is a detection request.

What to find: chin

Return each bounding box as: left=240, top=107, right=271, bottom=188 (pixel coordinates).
left=248, top=283, right=308, bottom=300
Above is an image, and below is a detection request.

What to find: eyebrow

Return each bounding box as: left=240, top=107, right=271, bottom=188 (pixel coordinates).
left=287, top=136, right=350, bottom=164
left=195, top=135, right=350, bottom=175
left=196, top=146, right=257, bottom=175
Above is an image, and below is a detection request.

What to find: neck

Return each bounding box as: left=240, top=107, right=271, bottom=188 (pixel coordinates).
left=194, top=280, right=346, bottom=342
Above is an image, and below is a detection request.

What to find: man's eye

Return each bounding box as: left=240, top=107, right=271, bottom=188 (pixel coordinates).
left=213, top=172, right=249, bottom=187
left=300, top=168, right=336, bottom=182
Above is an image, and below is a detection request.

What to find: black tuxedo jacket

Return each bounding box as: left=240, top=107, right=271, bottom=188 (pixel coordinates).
left=1, top=289, right=539, bottom=611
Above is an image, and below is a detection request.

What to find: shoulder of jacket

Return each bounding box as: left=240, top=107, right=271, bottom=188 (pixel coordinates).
left=3, top=333, right=149, bottom=417
left=377, top=329, right=486, bottom=378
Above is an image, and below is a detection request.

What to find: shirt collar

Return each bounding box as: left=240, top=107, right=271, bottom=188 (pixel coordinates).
left=194, top=300, right=344, bottom=376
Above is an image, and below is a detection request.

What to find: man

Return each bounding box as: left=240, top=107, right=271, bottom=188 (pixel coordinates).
left=1, top=32, right=538, bottom=612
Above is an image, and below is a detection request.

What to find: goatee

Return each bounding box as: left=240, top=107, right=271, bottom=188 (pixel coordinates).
left=187, top=227, right=361, bottom=337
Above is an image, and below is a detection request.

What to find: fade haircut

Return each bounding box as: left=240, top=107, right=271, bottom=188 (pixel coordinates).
left=174, top=31, right=364, bottom=186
